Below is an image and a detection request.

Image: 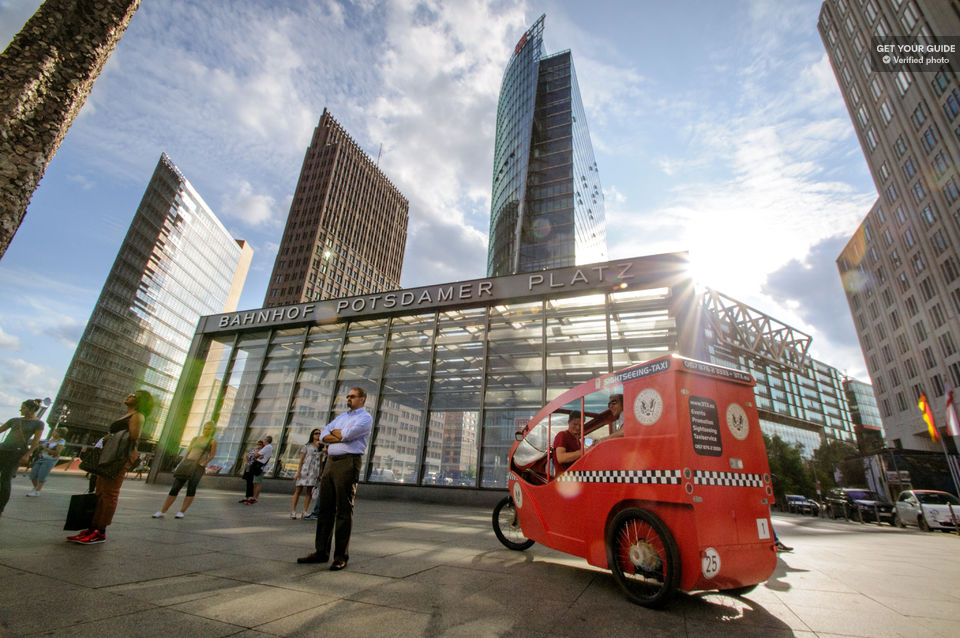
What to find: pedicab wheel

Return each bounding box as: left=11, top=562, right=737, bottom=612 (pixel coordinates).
left=606, top=508, right=679, bottom=607
left=492, top=496, right=534, bottom=551
left=722, top=584, right=758, bottom=596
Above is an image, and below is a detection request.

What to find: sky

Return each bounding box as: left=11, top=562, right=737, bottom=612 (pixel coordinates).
left=0, top=0, right=879, bottom=422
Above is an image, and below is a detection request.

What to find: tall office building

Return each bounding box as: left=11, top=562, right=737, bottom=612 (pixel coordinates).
left=51, top=154, right=253, bottom=442
left=264, top=109, right=409, bottom=307
left=820, top=0, right=960, bottom=450
left=487, top=14, right=606, bottom=277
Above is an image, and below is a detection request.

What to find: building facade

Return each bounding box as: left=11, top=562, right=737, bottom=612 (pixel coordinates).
left=702, top=289, right=866, bottom=457
left=264, top=109, right=408, bottom=307
left=487, top=14, right=606, bottom=278
left=51, top=154, right=252, bottom=442
left=153, top=253, right=873, bottom=492
left=820, top=0, right=960, bottom=450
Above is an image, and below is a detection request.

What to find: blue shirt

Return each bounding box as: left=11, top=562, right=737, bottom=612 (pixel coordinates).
left=323, top=408, right=373, bottom=456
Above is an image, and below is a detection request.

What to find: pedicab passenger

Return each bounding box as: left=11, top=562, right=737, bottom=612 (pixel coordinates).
left=588, top=394, right=625, bottom=443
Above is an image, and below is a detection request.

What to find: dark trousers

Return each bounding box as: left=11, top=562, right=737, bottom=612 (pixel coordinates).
left=245, top=473, right=255, bottom=498
left=314, top=454, right=361, bottom=562
left=0, top=448, right=25, bottom=514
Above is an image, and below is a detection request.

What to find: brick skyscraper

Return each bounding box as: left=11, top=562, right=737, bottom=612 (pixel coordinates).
left=265, top=109, right=408, bottom=306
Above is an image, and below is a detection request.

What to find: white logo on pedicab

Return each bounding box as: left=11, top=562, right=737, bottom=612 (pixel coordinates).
left=726, top=403, right=749, bottom=440
left=512, top=481, right=522, bottom=508
left=702, top=547, right=721, bottom=579
left=634, top=388, right=663, bottom=426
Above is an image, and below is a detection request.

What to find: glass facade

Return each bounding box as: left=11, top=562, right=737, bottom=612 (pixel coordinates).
left=157, top=254, right=693, bottom=489
left=487, top=15, right=606, bottom=277
left=51, top=154, right=250, bottom=443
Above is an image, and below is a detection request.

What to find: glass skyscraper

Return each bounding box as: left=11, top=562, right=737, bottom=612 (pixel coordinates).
left=51, top=154, right=253, bottom=443
left=487, top=14, right=606, bottom=277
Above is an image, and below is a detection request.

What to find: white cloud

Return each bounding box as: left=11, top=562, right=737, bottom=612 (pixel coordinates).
left=0, top=324, right=20, bottom=350
left=221, top=181, right=279, bottom=227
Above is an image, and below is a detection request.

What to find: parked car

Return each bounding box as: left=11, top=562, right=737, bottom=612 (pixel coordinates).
left=784, top=494, right=820, bottom=516
left=824, top=487, right=895, bottom=524
left=894, top=490, right=960, bottom=531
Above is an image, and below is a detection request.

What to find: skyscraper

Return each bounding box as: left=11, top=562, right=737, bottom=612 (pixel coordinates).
left=821, top=0, right=960, bottom=450
left=52, top=154, right=252, bottom=442
left=487, top=14, right=606, bottom=277
left=264, top=109, right=409, bottom=307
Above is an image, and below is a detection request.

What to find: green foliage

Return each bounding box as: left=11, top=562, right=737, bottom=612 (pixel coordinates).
left=763, top=434, right=815, bottom=499
left=812, top=439, right=861, bottom=491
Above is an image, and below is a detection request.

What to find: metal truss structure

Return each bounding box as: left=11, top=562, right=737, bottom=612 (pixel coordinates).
left=701, top=289, right=812, bottom=371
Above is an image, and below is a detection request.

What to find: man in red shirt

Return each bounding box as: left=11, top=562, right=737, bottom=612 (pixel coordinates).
left=553, top=415, right=584, bottom=474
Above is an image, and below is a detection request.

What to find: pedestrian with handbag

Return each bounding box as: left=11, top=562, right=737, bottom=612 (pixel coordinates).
left=240, top=435, right=272, bottom=504
left=26, top=426, right=68, bottom=496
left=67, top=390, right=152, bottom=544
left=0, top=399, right=44, bottom=517
left=153, top=421, right=217, bottom=519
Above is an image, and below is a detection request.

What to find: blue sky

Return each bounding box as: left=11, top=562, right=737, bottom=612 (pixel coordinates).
left=0, top=0, right=877, bottom=421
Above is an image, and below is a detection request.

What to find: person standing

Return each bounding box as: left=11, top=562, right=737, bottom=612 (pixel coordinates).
left=153, top=421, right=217, bottom=518
left=291, top=428, right=323, bottom=519
left=67, top=390, right=152, bottom=544
left=298, top=387, right=373, bottom=571
left=27, top=426, right=68, bottom=496
left=241, top=435, right=272, bottom=504
left=0, top=399, right=44, bottom=516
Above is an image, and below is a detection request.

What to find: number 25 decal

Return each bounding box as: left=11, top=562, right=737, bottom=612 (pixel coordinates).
left=701, top=547, right=721, bottom=579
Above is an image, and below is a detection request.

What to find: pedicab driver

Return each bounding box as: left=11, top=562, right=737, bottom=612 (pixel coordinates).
left=297, top=387, right=373, bottom=571
left=553, top=415, right=585, bottom=473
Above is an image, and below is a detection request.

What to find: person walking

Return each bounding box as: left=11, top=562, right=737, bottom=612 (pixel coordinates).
left=67, top=390, right=152, bottom=544
left=26, top=427, right=68, bottom=496
left=298, top=387, right=373, bottom=571
left=290, top=428, right=323, bottom=519
left=0, top=399, right=44, bottom=516
left=153, top=421, right=217, bottom=519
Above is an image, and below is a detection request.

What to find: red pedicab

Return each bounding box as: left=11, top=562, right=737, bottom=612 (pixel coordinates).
left=492, top=354, right=777, bottom=607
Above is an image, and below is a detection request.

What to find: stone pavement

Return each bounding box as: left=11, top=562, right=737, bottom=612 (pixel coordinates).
left=1, top=473, right=959, bottom=637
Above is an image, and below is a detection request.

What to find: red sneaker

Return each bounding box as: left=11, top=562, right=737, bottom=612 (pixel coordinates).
left=67, top=529, right=95, bottom=542
left=77, top=530, right=106, bottom=544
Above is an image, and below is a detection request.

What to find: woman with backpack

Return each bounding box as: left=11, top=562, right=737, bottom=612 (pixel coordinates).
left=153, top=421, right=218, bottom=519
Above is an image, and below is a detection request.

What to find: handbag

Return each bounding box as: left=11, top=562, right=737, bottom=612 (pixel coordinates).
left=173, top=458, right=199, bottom=480
left=63, top=492, right=98, bottom=530
left=95, top=430, right=131, bottom=479
left=78, top=446, right=101, bottom=474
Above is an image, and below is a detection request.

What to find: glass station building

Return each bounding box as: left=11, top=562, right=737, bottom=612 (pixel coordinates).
left=152, top=252, right=871, bottom=493
left=154, top=253, right=697, bottom=491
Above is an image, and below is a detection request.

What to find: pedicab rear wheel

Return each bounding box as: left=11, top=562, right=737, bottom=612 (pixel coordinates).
left=492, top=496, right=534, bottom=551
left=607, top=508, right=679, bottom=607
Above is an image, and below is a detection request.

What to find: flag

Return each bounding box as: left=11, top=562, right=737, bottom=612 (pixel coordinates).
left=919, top=393, right=939, bottom=442
left=946, top=383, right=960, bottom=438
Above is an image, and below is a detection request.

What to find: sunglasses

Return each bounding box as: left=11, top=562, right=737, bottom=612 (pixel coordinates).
left=346, top=394, right=360, bottom=399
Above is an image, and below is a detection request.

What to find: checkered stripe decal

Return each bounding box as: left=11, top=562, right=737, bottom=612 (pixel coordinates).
left=555, top=470, right=683, bottom=485
left=694, top=470, right=764, bottom=487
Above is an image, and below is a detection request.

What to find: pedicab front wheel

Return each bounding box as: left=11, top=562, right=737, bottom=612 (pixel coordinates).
left=607, top=508, right=679, bottom=607
left=492, top=496, right=534, bottom=551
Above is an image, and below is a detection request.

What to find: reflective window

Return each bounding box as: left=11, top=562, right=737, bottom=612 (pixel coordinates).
left=214, top=331, right=269, bottom=475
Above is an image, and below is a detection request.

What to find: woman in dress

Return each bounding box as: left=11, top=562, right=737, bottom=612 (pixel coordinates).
left=0, top=399, right=44, bottom=516
left=152, top=421, right=217, bottom=519
left=67, top=390, right=152, bottom=544
left=290, top=428, right=322, bottom=519
left=27, top=426, right=68, bottom=496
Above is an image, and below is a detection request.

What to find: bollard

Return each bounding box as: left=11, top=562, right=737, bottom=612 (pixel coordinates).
left=949, top=503, right=959, bottom=535
left=873, top=503, right=880, bottom=525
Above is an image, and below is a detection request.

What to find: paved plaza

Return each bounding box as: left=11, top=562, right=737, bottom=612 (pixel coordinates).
left=1, top=472, right=959, bottom=637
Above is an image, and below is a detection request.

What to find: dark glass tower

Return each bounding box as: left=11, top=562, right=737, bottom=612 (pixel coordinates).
left=487, top=14, right=606, bottom=277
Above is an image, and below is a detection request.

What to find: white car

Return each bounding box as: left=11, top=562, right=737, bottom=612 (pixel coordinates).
left=894, top=490, right=960, bottom=531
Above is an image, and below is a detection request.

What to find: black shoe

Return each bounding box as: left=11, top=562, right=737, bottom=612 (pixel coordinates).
left=297, top=552, right=328, bottom=564
left=330, top=559, right=347, bottom=571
